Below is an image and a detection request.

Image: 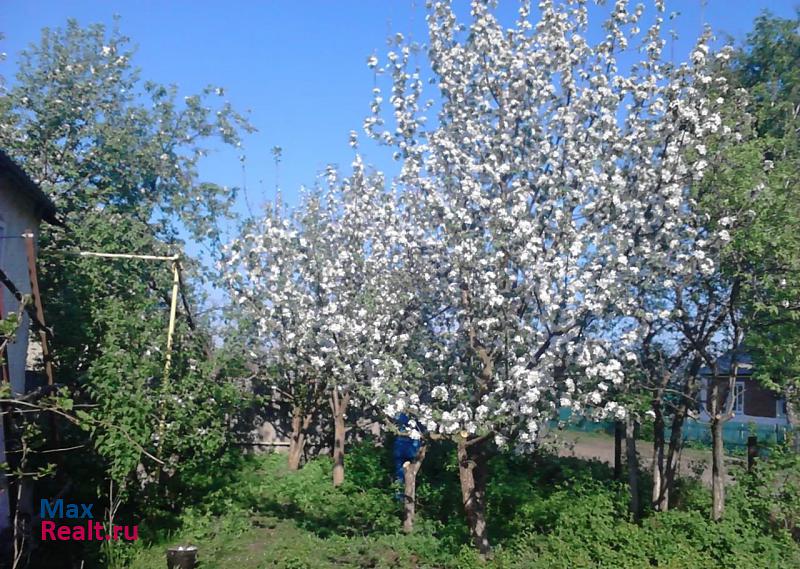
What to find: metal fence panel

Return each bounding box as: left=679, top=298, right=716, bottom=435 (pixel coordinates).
left=550, top=410, right=791, bottom=449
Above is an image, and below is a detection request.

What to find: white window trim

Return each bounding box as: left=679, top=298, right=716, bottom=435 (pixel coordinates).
left=733, top=381, right=745, bottom=415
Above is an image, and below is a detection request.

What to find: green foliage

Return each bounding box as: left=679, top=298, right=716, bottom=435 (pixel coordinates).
left=116, top=444, right=800, bottom=569
left=701, top=11, right=800, bottom=407
left=0, top=18, right=254, bottom=567
left=0, top=310, right=21, bottom=339
left=236, top=452, right=400, bottom=538
left=0, top=17, right=252, bottom=380
left=3, top=11, right=800, bottom=569
left=732, top=443, right=800, bottom=539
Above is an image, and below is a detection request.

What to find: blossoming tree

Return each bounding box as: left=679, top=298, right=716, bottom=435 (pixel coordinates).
left=223, top=201, right=331, bottom=471
left=313, top=158, right=417, bottom=486
left=225, top=155, right=417, bottom=484
left=365, top=0, right=729, bottom=552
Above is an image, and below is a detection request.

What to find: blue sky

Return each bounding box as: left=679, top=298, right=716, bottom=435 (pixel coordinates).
left=2, top=0, right=797, bottom=221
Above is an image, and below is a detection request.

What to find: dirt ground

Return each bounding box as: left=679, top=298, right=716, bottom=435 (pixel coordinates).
left=545, top=430, right=741, bottom=486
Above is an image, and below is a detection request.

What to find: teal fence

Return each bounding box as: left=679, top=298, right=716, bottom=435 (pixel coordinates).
left=675, top=420, right=788, bottom=448
left=551, top=409, right=791, bottom=449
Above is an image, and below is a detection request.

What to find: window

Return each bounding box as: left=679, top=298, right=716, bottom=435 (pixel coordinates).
left=776, top=399, right=786, bottom=419
left=733, top=381, right=745, bottom=414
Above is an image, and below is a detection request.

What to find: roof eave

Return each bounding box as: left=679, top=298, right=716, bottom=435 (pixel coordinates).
left=0, top=149, right=62, bottom=227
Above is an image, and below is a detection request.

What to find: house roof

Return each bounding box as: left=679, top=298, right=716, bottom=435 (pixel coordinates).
left=0, top=149, right=60, bottom=226
left=699, top=346, right=754, bottom=377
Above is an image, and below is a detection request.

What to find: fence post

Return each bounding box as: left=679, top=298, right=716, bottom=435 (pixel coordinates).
left=747, top=436, right=758, bottom=472
left=614, top=421, right=624, bottom=481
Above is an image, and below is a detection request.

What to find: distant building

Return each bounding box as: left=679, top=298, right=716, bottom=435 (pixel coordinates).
left=699, top=347, right=789, bottom=427
left=0, top=149, right=59, bottom=545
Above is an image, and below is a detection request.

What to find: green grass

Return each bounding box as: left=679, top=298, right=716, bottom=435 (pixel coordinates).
left=127, top=515, right=446, bottom=569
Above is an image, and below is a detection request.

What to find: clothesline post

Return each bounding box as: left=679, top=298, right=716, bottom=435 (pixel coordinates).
left=30, top=246, right=183, bottom=463
left=163, top=259, right=181, bottom=382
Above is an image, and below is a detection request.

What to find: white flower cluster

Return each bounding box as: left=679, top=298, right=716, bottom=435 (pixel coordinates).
left=222, top=156, right=420, bottom=418
left=223, top=0, right=734, bottom=454
left=357, top=0, right=731, bottom=449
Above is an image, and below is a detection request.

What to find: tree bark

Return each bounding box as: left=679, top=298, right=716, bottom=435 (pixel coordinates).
left=663, top=364, right=701, bottom=508
left=402, top=443, right=428, bottom=534
left=710, top=380, right=726, bottom=521
left=651, top=395, right=667, bottom=511
left=614, top=420, right=624, bottom=481
left=711, top=354, right=739, bottom=522
left=457, top=438, right=491, bottom=556
left=330, top=387, right=349, bottom=487
left=626, top=416, right=640, bottom=521
left=287, top=407, right=313, bottom=471
left=663, top=397, right=689, bottom=505
left=711, top=413, right=725, bottom=521
left=287, top=430, right=305, bottom=472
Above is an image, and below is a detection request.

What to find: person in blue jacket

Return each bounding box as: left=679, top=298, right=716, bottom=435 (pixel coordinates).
left=393, top=413, right=423, bottom=491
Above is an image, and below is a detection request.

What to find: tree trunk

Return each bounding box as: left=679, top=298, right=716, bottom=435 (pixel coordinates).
left=626, top=416, right=640, bottom=521
left=287, top=432, right=305, bottom=471
left=663, top=398, right=689, bottom=506
left=709, top=379, right=726, bottom=521
left=614, top=420, right=624, bottom=481
left=402, top=443, right=428, bottom=534
left=330, top=388, right=349, bottom=487
left=287, top=407, right=313, bottom=471
left=457, top=438, right=491, bottom=556
left=712, top=348, right=742, bottom=522
left=711, top=414, right=725, bottom=521
left=651, top=396, right=667, bottom=511
left=663, top=366, right=701, bottom=508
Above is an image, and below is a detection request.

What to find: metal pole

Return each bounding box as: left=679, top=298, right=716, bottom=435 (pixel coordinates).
left=155, top=260, right=181, bottom=462
left=46, top=250, right=179, bottom=262
left=163, top=260, right=181, bottom=380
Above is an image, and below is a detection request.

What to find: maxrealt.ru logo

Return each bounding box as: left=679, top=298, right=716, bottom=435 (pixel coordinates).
left=40, top=500, right=138, bottom=541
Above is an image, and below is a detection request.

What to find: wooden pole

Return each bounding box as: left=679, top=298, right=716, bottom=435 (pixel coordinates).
left=23, top=231, right=59, bottom=450
left=22, top=231, right=53, bottom=386
left=0, top=268, right=52, bottom=340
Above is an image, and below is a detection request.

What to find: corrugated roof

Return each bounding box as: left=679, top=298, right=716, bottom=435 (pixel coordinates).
left=0, top=148, right=60, bottom=226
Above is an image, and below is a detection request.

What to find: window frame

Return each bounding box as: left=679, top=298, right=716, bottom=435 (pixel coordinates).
left=733, top=381, right=746, bottom=415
